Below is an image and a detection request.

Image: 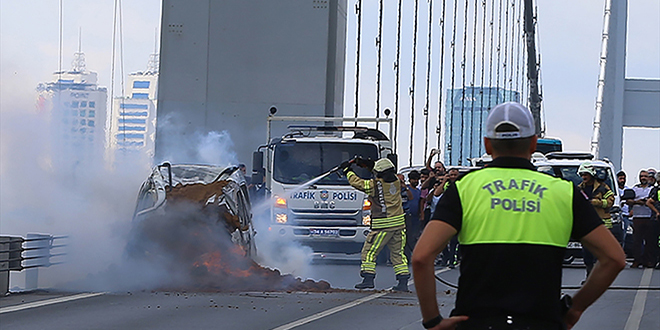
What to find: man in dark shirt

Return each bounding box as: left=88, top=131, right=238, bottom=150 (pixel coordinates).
left=412, top=102, right=626, bottom=330
left=404, top=171, right=422, bottom=256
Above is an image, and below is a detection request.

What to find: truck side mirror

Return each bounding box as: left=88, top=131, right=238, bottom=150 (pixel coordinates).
left=387, top=153, right=398, bottom=171
left=252, top=151, right=264, bottom=184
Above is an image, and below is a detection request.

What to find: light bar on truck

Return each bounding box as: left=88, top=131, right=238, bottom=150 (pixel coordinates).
left=287, top=125, right=369, bottom=133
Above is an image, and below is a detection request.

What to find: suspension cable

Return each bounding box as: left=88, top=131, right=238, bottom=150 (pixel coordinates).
left=110, top=0, right=118, bottom=140
left=409, top=0, right=421, bottom=166
left=478, top=0, right=487, bottom=156
left=535, top=1, right=546, bottom=136
left=503, top=0, right=510, bottom=101
left=522, top=0, right=529, bottom=106
left=448, top=0, right=458, bottom=165
left=353, top=0, right=363, bottom=124
left=468, top=0, right=479, bottom=160
left=394, top=0, right=403, bottom=153
left=423, top=0, right=434, bottom=162
left=375, top=0, right=384, bottom=130
left=515, top=0, right=523, bottom=100
left=436, top=0, right=447, bottom=162
left=458, top=0, right=469, bottom=166
left=119, top=0, right=126, bottom=146
left=488, top=0, right=495, bottom=110
left=508, top=0, right=516, bottom=94
left=591, top=1, right=614, bottom=155
left=119, top=0, right=126, bottom=98
left=58, top=0, right=63, bottom=86
left=495, top=0, right=503, bottom=104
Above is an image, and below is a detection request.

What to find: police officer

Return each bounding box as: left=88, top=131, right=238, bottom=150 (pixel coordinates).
left=341, top=157, right=410, bottom=291
left=412, top=102, right=626, bottom=330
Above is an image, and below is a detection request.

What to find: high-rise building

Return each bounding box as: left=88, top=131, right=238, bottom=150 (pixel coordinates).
left=444, top=87, right=520, bottom=166
left=108, top=53, right=159, bottom=163
left=36, top=51, right=108, bottom=171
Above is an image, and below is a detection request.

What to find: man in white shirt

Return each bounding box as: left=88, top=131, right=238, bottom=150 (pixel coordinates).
left=626, top=170, right=654, bottom=268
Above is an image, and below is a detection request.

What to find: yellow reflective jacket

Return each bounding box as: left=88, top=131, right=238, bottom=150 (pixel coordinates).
left=347, top=171, right=405, bottom=229
left=578, top=180, right=615, bottom=227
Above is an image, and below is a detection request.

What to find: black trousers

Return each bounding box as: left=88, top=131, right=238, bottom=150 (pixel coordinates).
left=632, top=218, right=657, bottom=264
left=583, top=226, right=620, bottom=276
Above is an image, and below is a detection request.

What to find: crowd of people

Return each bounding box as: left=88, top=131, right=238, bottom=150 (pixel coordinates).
left=407, top=102, right=631, bottom=330
left=399, top=149, right=461, bottom=268
left=397, top=150, right=660, bottom=274
left=313, top=102, right=651, bottom=329
left=616, top=168, right=660, bottom=269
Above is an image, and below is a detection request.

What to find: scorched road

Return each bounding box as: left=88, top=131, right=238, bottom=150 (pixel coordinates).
left=1, top=264, right=658, bottom=330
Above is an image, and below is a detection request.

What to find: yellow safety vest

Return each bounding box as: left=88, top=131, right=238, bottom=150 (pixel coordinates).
left=455, top=168, right=573, bottom=248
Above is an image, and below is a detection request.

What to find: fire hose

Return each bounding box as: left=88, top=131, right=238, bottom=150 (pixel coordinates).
left=434, top=271, right=660, bottom=290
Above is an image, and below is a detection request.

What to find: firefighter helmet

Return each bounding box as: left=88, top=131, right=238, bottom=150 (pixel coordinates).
left=577, top=161, right=596, bottom=177
left=373, top=158, right=395, bottom=173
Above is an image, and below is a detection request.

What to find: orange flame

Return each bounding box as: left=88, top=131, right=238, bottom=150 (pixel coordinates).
left=193, top=247, right=256, bottom=278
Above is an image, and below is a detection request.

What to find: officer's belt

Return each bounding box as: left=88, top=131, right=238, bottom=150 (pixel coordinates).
left=455, top=315, right=561, bottom=330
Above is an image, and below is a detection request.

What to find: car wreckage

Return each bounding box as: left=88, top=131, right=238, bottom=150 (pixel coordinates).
left=125, top=162, right=332, bottom=292
left=128, top=162, right=256, bottom=259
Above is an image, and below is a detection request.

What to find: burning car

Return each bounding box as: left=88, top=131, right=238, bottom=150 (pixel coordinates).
left=127, top=162, right=256, bottom=260
left=125, top=162, right=332, bottom=292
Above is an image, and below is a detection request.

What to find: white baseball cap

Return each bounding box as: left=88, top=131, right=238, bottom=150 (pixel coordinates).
left=485, top=102, right=536, bottom=139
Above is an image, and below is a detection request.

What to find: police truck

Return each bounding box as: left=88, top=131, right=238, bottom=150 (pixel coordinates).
left=251, top=115, right=396, bottom=260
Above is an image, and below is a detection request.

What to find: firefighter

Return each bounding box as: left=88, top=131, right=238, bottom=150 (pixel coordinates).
left=577, top=161, right=615, bottom=279
left=340, top=157, right=410, bottom=291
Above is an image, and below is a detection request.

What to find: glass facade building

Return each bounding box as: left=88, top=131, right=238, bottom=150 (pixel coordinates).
left=444, top=87, right=520, bottom=166
left=109, top=55, right=159, bottom=163
left=36, top=53, right=108, bottom=171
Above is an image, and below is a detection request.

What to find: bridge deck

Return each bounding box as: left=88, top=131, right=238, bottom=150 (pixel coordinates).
left=1, top=265, right=658, bottom=330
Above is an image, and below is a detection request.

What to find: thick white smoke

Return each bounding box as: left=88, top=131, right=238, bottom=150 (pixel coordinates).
left=1, top=103, right=152, bottom=291
left=1, top=102, right=315, bottom=292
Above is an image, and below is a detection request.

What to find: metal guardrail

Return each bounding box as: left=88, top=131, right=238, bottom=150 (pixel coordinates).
left=0, top=234, right=66, bottom=296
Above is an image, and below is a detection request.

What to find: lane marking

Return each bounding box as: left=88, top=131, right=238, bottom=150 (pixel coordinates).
left=271, top=291, right=389, bottom=330
left=623, top=268, right=653, bottom=330
left=0, top=292, right=105, bottom=314
left=272, top=268, right=452, bottom=330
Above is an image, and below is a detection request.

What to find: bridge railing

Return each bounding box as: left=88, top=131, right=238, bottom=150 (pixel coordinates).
left=0, top=234, right=67, bottom=296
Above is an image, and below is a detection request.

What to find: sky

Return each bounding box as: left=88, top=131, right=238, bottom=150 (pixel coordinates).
left=0, top=0, right=658, bottom=173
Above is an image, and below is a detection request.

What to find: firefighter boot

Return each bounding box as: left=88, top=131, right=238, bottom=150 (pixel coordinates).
left=391, top=274, right=410, bottom=292
left=355, top=272, right=376, bottom=289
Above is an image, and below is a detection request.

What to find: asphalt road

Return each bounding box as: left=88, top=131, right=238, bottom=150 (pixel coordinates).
left=1, top=263, right=658, bottom=330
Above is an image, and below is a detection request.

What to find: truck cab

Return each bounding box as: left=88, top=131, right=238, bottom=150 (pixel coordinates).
left=252, top=118, right=395, bottom=260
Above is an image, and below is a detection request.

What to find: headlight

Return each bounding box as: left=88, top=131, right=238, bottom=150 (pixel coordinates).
left=362, top=214, right=371, bottom=226
left=276, top=213, right=288, bottom=224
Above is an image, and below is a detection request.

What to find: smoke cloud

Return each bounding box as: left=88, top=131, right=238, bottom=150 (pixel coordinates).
left=154, top=112, right=238, bottom=166
left=1, top=101, right=317, bottom=292
left=1, top=102, right=151, bottom=291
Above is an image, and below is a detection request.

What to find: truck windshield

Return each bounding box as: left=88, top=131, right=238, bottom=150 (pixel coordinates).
left=536, top=165, right=615, bottom=192
left=273, top=142, right=379, bottom=185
